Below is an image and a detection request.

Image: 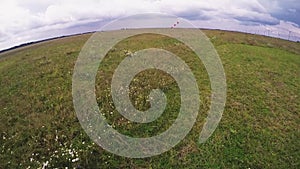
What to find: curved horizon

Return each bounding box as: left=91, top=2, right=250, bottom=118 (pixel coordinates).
left=0, top=0, right=300, bottom=51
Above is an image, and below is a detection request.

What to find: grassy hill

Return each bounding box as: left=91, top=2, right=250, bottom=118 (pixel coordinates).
left=0, top=29, right=299, bottom=168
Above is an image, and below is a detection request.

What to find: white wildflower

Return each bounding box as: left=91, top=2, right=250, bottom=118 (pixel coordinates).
left=42, top=161, right=49, bottom=169
left=71, top=158, right=79, bottom=163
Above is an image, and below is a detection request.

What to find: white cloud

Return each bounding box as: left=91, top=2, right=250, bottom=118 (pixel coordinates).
left=0, top=0, right=300, bottom=50
left=258, top=0, right=300, bottom=25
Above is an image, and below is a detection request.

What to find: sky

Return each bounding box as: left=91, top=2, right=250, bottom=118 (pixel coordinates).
left=0, top=0, right=300, bottom=51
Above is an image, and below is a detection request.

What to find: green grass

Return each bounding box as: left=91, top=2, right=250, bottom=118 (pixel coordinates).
left=0, top=29, right=299, bottom=168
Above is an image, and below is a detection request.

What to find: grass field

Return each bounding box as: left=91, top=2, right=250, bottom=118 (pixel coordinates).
left=0, top=29, right=299, bottom=168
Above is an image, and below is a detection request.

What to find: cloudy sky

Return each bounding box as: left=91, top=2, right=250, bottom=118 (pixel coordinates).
left=0, top=0, right=299, bottom=51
